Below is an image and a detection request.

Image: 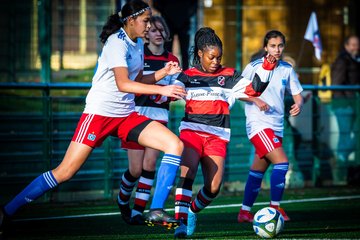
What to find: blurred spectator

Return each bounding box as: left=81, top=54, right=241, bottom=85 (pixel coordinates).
left=153, top=0, right=198, bottom=69
left=331, top=35, right=360, bottom=166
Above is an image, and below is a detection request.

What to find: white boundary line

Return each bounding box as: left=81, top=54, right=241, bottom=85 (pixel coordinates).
left=15, top=195, right=360, bottom=222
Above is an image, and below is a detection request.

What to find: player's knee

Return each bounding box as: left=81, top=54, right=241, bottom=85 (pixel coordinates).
left=176, top=139, right=184, bottom=153
left=165, top=137, right=184, bottom=155
left=53, top=167, right=76, bottom=183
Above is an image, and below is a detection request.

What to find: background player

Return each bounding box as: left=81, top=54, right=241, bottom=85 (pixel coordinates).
left=237, top=30, right=303, bottom=223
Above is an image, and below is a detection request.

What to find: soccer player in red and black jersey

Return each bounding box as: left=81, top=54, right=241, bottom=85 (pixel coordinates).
left=173, top=27, right=277, bottom=238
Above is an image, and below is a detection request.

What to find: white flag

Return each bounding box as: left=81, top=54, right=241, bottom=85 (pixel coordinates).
left=304, top=12, right=322, bottom=61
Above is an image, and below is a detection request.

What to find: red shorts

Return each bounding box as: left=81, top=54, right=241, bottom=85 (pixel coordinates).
left=121, top=120, right=167, bottom=150
left=72, top=112, right=151, bottom=148
left=250, top=128, right=282, bottom=158
left=121, top=141, right=145, bottom=150
left=180, top=130, right=227, bottom=158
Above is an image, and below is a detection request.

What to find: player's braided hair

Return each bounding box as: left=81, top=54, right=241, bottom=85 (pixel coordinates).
left=99, top=0, right=150, bottom=44
left=192, top=27, right=223, bottom=66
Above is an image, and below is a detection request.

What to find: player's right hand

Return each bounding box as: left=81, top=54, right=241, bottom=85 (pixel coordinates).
left=263, top=54, right=277, bottom=70
left=252, top=97, right=270, bottom=111
left=160, top=84, right=187, bottom=100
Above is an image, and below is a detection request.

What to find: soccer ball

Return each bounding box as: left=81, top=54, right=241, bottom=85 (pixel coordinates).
left=253, top=207, right=284, bottom=238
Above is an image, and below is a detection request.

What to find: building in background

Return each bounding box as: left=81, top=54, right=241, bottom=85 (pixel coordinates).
left=0, top=0, right=358, bottom=84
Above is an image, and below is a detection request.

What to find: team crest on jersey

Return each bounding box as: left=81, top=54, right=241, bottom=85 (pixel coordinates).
left=282, top=78, right=287, bottom=86
left=127, top=54, right=132, bottom=60
left=217, top=76, right=225, bottom=86
left=88, top=132, right=96, bottom=141
left=273, top=137, right=279, bottom=143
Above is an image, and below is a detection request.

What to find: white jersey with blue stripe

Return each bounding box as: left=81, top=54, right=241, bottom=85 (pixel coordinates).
left=84, top=28, right=144, bottom=117
left=242, top=57, right=303, bottom=138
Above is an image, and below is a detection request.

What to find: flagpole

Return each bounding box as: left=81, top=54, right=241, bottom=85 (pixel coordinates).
left=296, top=39, right=306, bottom=69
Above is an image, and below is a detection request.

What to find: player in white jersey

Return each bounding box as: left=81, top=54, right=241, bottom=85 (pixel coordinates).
left=118, top=15, right=182, bottom=226
left=237, top=30, right=303, bottom=223
left=0, top=1, right=186, bottom=235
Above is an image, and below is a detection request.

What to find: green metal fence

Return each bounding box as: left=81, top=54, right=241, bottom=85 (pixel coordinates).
left=0, top=83, right=359, bottom=203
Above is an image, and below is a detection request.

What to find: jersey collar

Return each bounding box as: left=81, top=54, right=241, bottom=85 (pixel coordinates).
left=120, top=28, right=138, bottom=47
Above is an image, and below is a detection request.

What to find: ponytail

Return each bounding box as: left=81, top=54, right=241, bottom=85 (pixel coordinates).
left=99, top=0, right=150, bottom=44
left=99, top=14, right=123, bottom=44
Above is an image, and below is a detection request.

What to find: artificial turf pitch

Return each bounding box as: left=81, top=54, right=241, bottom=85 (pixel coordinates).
left=4, top=187, right=360, bottom=239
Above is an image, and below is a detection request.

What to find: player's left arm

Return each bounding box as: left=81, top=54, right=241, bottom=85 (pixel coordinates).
left=229, top=70, right=270, bottom=111
left=231, top=55, right=277, bottom=100
left=289, top=94, right=303, bottom=116
left=288, top=68, right=304, bottom=117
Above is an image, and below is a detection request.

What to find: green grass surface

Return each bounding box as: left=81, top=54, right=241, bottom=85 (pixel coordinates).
left=4, top=187, right=360, bottom=239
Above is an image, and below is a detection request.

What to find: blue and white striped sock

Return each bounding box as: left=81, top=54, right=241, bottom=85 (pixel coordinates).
left=150, top=154, right=181, bottom=209
left=242, top=170, right=264, bottom=210
left=4, top=171, right=58, bottom=216
left=270, top=163, right=289, bottom=203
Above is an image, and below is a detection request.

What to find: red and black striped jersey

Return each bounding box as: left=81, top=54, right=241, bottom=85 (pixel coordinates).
left=177, top=65, right=244, bottom=141
left=134, top=44, right=180, bottom=122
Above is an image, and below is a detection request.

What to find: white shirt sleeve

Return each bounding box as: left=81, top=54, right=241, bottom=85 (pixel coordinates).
left=241, top=62, right=255, bottom=79
left=232, top=61, right=274, bottom=99
left=231, top=78, right=251, bottom=99
left=103, top=35, right=129, bottom=69
left=287, top=68, right=303, bottom=95
left=233, top=62, right=259, bottom=99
